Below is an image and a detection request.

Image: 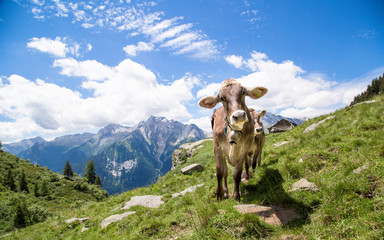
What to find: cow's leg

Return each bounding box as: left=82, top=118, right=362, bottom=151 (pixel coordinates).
left=243, top=153, right=252, bottom=180
left=233, top=161, right=244, bottom=201
left=223, top=162, right=229, bottom=198
left=256, top=149, right=262, bottom=167
left=215, top=148, right=226, bottom=200
left=251, top=148, right=259, bottom=170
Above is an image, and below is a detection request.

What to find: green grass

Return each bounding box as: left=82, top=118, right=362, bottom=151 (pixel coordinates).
left=2, top=95, right=384, bottom=239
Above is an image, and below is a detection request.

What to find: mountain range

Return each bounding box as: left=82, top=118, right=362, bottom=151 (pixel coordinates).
left=4, top=116, right=205, bottom=194
left=3, top=114, right=304, bottom=194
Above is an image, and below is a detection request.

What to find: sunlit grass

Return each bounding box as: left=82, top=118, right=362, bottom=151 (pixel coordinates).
left=3, top=95, right=384, bottom=239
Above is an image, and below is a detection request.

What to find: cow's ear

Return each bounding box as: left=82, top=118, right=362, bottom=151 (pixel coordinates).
left=260, top=110, right=267, bottom=118
left=199, top=96, right=219, bottom=109
left=246, top=87, right=268, bottom=99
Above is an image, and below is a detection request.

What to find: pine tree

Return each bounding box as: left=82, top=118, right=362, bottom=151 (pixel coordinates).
left=19, top=169, right=29, bottom=193
left=6, top=168, right=16, bottom=191
left=40, top=180, right=48, bottom=197
left=95, top=175, right=102, bottom=186
left=63, top=160, right=74, bottom=179
left=33, top=182, right=39, bottom=197
left=84, top=160, right=96, bottom=184
left=14, top=202, right=26, bottom=228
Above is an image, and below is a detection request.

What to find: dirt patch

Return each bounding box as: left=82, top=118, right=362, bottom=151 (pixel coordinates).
left=234, top=204, right=301, bottom=226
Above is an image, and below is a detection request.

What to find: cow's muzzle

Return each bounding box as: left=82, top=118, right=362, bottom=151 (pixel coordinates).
left=255, top=127, right=263, bottom=135
left=230, top=110, right=248, bottom=130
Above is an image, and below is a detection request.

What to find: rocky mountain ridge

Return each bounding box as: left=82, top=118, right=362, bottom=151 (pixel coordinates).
left=5, top=116, right=205, bottom=194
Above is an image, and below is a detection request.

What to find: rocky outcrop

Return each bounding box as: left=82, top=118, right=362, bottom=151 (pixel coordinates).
left=273, top=141, right=289, bottom=148
left=64, top=217, right=91, bottom=224
left=121, top=195, right=164, bottom=210
left=353, top=164, right=369, bottom=174
left=180, top=163, right=204, bottom=175
left=289, top=179, right=319, bottom=192
left=172, top=184, right=204, bottom=198
left=172, top=139, right=212, bottom=169
left=304, top=115, right=334, bottom=133
left=268, top=119, right=297, bottom=133
left=101, top=211, right=136, bottom=229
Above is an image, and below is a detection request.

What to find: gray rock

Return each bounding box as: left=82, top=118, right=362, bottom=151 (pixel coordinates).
left=289, top=179, right=319, bottom=192
left=172, top=139, right=212, bottom=169
left=304, top=115, right=335, bottom=133
left=234, top=204, right=300, bottom=225
left=353, top=164, right=369, bottom=174
left=273, top=141, right=289, bottom=148
left=180, top=163, right=204, bottom=175
left=172, top=184, right=204, bottom=198
left=81, top=226, right=89, bottom=232
left=65, top=217, right=91, bottom=224
left=101, top=211, right=136, bottom=229
left=121, top=195, right=164, bottom=210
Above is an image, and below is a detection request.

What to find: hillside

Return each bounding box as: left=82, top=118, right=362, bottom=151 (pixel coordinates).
left=2, top=95, right=384, bottom=239
left=0, top=150, right=108, bottom=235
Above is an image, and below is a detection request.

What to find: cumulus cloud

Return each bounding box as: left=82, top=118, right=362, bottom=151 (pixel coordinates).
left=0, top=58, right=200, bottom=142
left=215, top=51, right=376, bottom=118
left=123, top=42, right=154, bottom=56
left=27, top=37, right=68, bottom=57
left=27, top=37, right=88, bottom=57
left=187, top=116, right=212, bottom=133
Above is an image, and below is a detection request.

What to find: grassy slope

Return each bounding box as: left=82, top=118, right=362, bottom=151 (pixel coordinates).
left=4, top=95, right=384, bottom=239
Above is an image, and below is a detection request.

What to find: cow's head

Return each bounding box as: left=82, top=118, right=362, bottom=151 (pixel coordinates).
left=199, top=79, right=268, bottom=131
left=253, top=110, right=266, bottom=135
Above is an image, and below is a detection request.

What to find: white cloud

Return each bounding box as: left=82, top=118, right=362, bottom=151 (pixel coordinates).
left=123, top=42, right=154, bottom=56
left=225, top=55, right=244, bottom=69
left=201, top=51, right=377, bottom=119
left=27, top=37, right=87, bottom=58
left=196, top=83, right=221, bottom=99
left=26, top=1, right=220, bottom=60
left=187, top=116, right=212, bottom=133
left=0, top=58, right=200, bottom=142
left=87, top=43, right=93, bottom=51
left=27, top=37, right=67, bottom=57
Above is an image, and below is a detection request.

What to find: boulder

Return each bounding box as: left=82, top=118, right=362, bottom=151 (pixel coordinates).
left=122, top=195, right=164, bottom=210
left=180, top=163, right=204, bottom=175
left=172, top=139, right=212, bottom=169
left=353, top=164, right=369, bottom=174
left=273, top=141, right=289, bottom=148
left=234, top=204, right=300, bottom=225
left=304, top=115, right=334, bottom=133
left=65, top=217, right=91, bottom=224
left=101, top=211, right=136, bottom=229
left=268, top=119, right=297, bottom=133
left=289, top=179, right=319, bottom=192
left=172, top=184, right=204, bottom=198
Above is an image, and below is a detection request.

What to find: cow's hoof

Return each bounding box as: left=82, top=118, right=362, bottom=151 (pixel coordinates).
left=233, top=192, right=241, bottom=202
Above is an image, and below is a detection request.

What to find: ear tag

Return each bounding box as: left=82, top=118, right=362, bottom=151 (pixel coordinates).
left=224, top=125, right=228, bottom=135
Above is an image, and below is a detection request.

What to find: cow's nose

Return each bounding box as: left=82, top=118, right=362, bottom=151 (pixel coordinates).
left=231, top=111, right=246, bottom=122
left=255, top=127, right=263, bottom=134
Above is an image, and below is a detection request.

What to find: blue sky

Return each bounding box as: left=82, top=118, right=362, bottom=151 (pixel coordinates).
left=0, top=0, right=383, bottom=143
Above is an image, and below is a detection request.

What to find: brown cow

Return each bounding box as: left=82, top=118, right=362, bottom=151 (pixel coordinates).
left=244, top=109, right=266, bottom=180
left=199, top=79, right=267, bottom=201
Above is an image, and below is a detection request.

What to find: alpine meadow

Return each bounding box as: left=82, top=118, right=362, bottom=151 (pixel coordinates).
left=1, top=1, right=384, bottom=239
left=1, top=78, right=383, bottom=239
